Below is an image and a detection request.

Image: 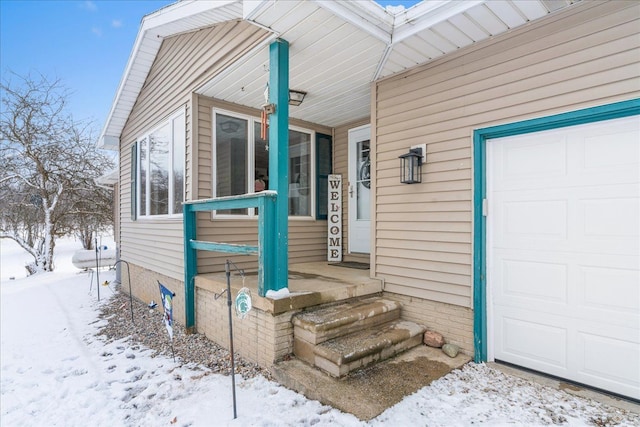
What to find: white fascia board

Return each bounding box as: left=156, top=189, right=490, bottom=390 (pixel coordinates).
left=98, top=135, right=120, bottom=151
left=243, top=0, right=271, bottom=20
left=242, top=0, right=282, bottom=35
left=393, top=0, right=484, bottom=44
left=373, top=44, right=394, bottom=81
left=143, top=0, right=237, bottom=33
left=313, top=0, right=393, bottom=44
left=96, top=169, right=119, bottom=186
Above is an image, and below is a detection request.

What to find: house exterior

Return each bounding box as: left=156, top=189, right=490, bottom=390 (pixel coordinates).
left=99, top=0, right=639, bottom=400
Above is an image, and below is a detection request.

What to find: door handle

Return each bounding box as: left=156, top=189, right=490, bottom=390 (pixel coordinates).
left=349, top=184, right=354, bottom=197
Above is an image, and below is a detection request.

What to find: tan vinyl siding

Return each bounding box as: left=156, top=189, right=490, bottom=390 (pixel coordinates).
left=118, top=21, right=271, bottom=281
left=194, top=95, right=333, bottom=273
left=374, top=1, right=640, bottom=307
left=333, top=117, right=371, bottom=264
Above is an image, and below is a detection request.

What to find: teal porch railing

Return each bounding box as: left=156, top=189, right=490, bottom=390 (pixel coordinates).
left=183, top=39, right=291, bottom=330
left=182, top=191, right=283, bottom=329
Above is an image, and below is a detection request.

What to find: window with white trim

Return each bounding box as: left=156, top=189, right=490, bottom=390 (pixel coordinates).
left=136, top=109, right=185, bottom=217
left=213, top=109, right=316, bottom=217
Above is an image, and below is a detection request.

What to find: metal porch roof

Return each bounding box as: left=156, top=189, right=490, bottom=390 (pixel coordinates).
left=99, top=0, right=581, bottom=149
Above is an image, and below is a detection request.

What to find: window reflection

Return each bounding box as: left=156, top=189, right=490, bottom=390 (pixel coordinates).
left=216, top=114, right=248, bottom=215
left=149, top=123, right=170, bottom=215
left=214, top=112, right=312, bottom=217
left=136, top=110, right=185, bottom=217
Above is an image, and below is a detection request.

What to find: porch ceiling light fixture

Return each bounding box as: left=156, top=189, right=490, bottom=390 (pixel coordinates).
left=220, top=120, right=240, bottom=134
left=399, top=147, right=423, bottom=184
left=288, top=89, right=306, bottom=106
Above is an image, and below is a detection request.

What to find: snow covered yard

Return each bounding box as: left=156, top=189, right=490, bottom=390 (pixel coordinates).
left=1, top=238, right=638, bottom=426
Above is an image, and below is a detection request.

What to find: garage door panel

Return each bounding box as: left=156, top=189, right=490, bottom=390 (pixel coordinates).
left=580, top=196, right=639, bottom=241
left=577, top=331, right=640, bottom=399
left=574, top=123, right=639, bottom=187
left=495, top=309, right=640, bottom=399
left=492, top=195, right=639, bottom=255
left=580, top=265, right=640, bottom=313
left=493, top=249, right=638, bottom=268
left=573, top=313, right=640, bottom=347
left=491, top=138, right=569, bottom=191
left=502, top=200, right=568, bottom=240
left=488, top=115, right=640, bottom=399
left=581, top=125, right=639, bottom=172
left=497, top=313, right=568, bottom=370
left=494, top=253, right=637, bottom=326
left=490, top=119, right=639, bottom=192
left=493, top=297, right=634, bottom=329
left=501, top=259, right=568, bottom=303
left=499, top=135, right=568, bottom=182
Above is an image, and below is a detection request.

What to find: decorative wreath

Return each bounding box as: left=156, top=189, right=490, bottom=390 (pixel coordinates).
left=359, top=155, right=371, bottom=189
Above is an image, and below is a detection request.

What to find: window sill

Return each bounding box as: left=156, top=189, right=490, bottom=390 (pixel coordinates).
left=136, top=214, right=184, bottom=221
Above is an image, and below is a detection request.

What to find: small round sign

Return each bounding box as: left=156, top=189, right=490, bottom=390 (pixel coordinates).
left=235, top=287, right=252, bottom=319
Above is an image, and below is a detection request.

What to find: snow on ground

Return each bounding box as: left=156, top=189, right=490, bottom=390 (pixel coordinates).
left=1, top=237, right=637, bottom=427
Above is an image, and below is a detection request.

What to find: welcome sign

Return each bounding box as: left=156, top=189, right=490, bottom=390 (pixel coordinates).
left=328, top=174, right=342, bottom=262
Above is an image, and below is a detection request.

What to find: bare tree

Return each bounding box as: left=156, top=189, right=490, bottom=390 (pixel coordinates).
left=69, top=180, right=114, bottom=250
left=0, top=72, right=114, bottom=273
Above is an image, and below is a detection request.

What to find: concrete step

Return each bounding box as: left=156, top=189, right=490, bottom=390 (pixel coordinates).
left=311, top=320, right=426, bottom=377
left=292, top=297, right=400, bottom=345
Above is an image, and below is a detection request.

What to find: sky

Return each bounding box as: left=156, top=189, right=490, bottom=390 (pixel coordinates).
left=0, top=0, right=421, bottom=139
left=1, top=236, right=635, bottom=426
left=0, top=1, right=174, bottom=131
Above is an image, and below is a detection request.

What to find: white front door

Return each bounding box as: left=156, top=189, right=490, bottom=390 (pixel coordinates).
left=348, top=125, right=371, bottom=254
left=487, top=115, right=640, bottom=399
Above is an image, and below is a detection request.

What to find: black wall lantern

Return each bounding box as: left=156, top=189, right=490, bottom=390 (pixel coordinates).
left=399, top=147, right=423, bottom=184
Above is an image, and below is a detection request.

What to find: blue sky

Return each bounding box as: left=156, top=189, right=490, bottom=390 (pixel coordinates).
left=1, top=0, right=420, bottom=134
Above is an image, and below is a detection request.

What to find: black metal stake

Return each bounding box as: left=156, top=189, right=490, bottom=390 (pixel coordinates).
left=215, top=260, right=244, bottom=420
left=94, top=237, right=100, bottom=302
left=225, top=260, right=238, bottom=420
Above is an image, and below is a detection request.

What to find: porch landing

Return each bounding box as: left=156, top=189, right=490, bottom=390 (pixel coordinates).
left=272, top=345, right=471, bottom=421
left=194, top=261, right=382, bottom=314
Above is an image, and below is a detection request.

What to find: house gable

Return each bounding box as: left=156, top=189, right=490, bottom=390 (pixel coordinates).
left=118, top=21, right=270, bottom=289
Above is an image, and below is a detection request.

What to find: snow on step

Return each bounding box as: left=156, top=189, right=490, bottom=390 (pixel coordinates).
left=293, top=297, right=400, bottom=345
left=313, top=320, right=426, bottom=378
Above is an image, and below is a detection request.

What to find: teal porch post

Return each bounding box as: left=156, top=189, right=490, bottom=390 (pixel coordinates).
left=183, top=204, right=197, bottom=330
left=268, top=39, right=289, bottom=292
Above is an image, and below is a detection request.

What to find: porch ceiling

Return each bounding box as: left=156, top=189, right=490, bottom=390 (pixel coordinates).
left=99, top=0, right=582, bottom=148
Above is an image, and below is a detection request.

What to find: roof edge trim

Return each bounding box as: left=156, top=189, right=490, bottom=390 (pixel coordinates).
left=98, top=135, right=119, bottom=151
left=313, top=0, right=392, bottom=44
left=243, top=0, right=271, bottom=21
left=393, top=0, right=484, bottom=44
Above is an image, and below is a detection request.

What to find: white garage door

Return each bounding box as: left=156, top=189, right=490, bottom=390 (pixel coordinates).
left=487, top=115, right=640, bottom=399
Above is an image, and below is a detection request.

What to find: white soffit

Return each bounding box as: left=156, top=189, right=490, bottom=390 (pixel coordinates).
left=198, top=0, right=388, bottom=127
left=380, top=0, right=581, bottom=79
left=101, top=0, right=583, bottom=146
left=197, top=0, right=580, bottom=128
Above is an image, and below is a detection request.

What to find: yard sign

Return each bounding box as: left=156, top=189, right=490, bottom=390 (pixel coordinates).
left=158, top=282, right=174, bottom=340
